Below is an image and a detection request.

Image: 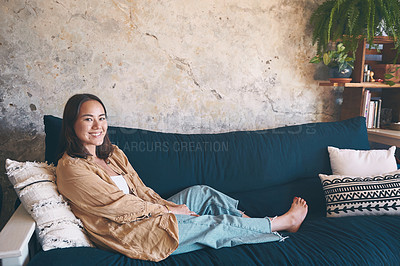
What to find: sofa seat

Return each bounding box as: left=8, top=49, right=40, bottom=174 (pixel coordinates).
left=29, top=214, right=400, bottom=265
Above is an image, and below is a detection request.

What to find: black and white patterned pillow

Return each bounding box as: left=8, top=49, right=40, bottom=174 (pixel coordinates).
left=5, top=159, right=93, bottom=250
left=319, top=170, right=400, bottom=217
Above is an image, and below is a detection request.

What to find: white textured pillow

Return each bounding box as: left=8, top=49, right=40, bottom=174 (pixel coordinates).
left=319, top=170, right=400, bottom=217
left=328, top=146, right=397, bottom=176
left=5, top=159, right=93, bottom=250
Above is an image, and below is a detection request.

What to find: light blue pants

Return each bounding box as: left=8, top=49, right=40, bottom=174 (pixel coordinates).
left=167, top=185, right=282, bottom=255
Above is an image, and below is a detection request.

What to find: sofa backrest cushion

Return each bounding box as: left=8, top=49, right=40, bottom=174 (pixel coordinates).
left=45, top=116, right=369, bottom=200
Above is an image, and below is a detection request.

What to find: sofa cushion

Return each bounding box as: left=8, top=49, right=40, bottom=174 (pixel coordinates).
left=328, top=146, right=397, bottom=176
left=319, top=169, right=400, bottom=217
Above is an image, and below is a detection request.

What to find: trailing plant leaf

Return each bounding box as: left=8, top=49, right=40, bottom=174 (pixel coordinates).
left=309, top=0, right=400, bottom=57
left=385, top=73, right=395, bottom=80
left=386, top=80, right=396, bottom=86
left=384, top=66, right=400, bottom=86
left=323, top=53, right=330, bottom=65
left=309, top=56, right=321, bottom=64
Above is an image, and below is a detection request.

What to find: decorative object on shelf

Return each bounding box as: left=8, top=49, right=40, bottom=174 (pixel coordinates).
left=380, top=108, right=393, bottom=127
left=370, top=64, right=400, bottom=86
left=370, top=71, right=375, bottom=82
left=310, top=42, right=354, bottom=78
left=363, top=64, right=370, bottom=82
left=390, top=122, right=400, bottom=131
left=309, top=0, right=400, bottom=61
left=329, top=65, right=353, bottom=78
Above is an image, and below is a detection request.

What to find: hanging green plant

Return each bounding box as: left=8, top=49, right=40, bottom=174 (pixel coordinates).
left=309, top=0, right=400, bottom=57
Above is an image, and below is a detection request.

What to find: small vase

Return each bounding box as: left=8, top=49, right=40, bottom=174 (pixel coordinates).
left=329, top=66, right=353, bottom=78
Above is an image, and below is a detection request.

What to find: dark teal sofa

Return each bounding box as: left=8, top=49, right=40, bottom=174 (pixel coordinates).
left=29, top=116, right=400, bottom=265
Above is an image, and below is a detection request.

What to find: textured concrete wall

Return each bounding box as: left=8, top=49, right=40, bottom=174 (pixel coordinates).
left=0, top=0, right=336, bottom=228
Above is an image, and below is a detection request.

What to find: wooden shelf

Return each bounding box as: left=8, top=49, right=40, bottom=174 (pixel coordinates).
left=319, top=82, right=400, bottom=88
left=371, top=36, right=396, bottom=44
left=367, top=128, right=400, bottom=147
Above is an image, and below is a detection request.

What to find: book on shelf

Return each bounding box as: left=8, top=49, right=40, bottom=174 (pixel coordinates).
left=367, top=101, right=375, bottom=128
left=362, top=90, right=371, bottom=119
left=372, top=98, right=382, bottom=129
left=361, top=90, right=382, bottom=129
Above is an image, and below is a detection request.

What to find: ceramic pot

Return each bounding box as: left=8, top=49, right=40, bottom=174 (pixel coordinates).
left=329, top=66, right=353, bottom=78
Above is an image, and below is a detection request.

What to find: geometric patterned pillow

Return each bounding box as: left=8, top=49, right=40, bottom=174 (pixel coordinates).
left=319, top=169, right=400, bottom=217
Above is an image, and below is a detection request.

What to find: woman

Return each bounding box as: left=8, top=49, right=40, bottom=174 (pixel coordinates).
left=56, top=94, right=308, bottom=262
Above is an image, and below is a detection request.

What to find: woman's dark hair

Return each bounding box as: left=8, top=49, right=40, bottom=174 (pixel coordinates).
left=58, top=93, right=113, bottom=160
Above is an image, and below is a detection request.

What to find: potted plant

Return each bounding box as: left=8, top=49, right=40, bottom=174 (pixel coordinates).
left=309, top=0, right=400, bottom=63
left=310, top=42, right=354, bottom=78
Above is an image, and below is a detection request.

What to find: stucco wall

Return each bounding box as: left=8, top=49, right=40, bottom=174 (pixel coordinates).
left=0, top=0, right=336, bottom=228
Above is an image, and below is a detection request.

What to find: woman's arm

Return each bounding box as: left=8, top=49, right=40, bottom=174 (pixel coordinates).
left=56, top=158, right=168, bottom=224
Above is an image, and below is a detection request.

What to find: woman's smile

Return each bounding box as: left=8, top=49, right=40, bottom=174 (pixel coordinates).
left=89, top=132, right=102, bottom=137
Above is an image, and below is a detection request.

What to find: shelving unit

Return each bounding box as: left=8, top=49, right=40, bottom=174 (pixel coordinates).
left=367, top=128, right=400, bottom=147
left=320, top=37, right=400, bottom=147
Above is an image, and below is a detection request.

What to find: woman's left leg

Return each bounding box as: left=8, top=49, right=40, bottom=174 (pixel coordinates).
left=171, top=213, right=281, bottom=255
left=167, top=185, right=243, bottom=217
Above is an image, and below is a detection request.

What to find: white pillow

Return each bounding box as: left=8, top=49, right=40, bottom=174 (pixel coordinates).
left=5, top=159, right=93, bottom=250
left=319, top=169, right=400, bottom=217
left=328, top=146, right=397, bottom=176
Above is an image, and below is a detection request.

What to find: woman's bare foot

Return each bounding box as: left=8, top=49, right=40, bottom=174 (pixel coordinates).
left=269, top=197, right=308, bottom=233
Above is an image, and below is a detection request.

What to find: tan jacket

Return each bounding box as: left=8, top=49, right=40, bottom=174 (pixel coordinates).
left=56, top=145, right=179, bottom=262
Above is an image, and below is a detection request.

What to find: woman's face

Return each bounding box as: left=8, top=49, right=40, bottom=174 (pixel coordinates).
left=74, top=100, right=108, bottom=154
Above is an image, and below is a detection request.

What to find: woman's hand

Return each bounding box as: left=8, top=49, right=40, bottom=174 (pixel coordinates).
left=168, top=204, right=199, bottom=216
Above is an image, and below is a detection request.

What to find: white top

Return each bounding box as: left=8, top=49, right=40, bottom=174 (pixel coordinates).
left=111, top=175, right=130, bottom=194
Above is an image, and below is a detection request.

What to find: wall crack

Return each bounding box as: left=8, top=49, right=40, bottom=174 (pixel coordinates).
left=15, top=1, right=37, bottom=17
left=145, top=33, right=158, bottom=41
left=138, top=28, right=201, bottom=89
left=211, top=89, right=223, bottom=100
left=171, top=56, right=200, bottom=88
